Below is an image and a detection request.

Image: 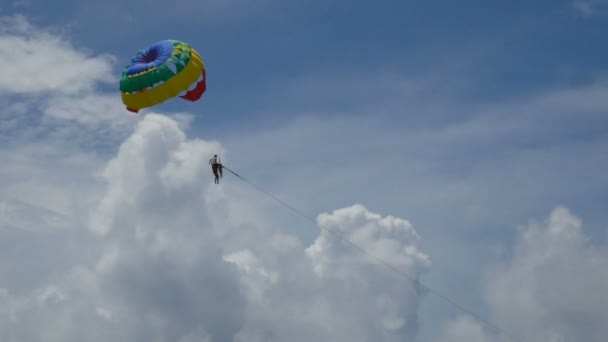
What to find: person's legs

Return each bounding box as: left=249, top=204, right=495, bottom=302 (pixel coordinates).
left=212, top=164, right=219, bottom=183
left=211, top=164, right=221, bottom=184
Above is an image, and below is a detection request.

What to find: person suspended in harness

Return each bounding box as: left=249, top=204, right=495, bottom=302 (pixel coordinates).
left=209, top=154, right=223, bottom=184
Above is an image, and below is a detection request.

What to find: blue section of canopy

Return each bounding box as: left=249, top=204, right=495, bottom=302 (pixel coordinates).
left=126, top=40, right=174, bottom=76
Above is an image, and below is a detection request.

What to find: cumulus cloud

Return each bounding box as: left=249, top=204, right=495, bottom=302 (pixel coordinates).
left=229, top=203, right=431, bottom=342
left=1, top=112, right=432, bottom=341
left=436, top=207, right=608, bottom=342
left=309, top=205, right=430, bottom=278
left=486, top=207, right=608, bottom=342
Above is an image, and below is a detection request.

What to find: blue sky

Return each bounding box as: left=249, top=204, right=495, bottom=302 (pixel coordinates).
left=1, top=1, right=608, bottom=341
left=13, top=0, right=608, bottom=113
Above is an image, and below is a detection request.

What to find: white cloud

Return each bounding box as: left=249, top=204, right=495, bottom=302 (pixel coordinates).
left=89, top=113, right=223, bottom=236
left=574, top=0, right=608, bottom=16
left=308, top=204, right=430, bottom=278
left=436, top=206, right=608, bottom=342
left=0, top=112, right=242, bottom=341
left=433, top=316, right=490, bottom=342
left=12, top=0, right=30, bottom=8
left=0, top=142, right=103, bottom=234
left=0, top=15, right=115, bottom=95
left=1, top=110, right=432, bottom=341
left=0, top=198, right=71, bottom=232
left=43, top=94, right=134, bottom=129
left=485, top=206, right=608, bottom=342
left=0, top=14, right=142, bottom=153
left=229, top=203, right=431, bottom=342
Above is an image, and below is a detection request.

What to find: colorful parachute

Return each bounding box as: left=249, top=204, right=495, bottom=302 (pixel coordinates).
left=119, top=39, right=206, bottom=113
